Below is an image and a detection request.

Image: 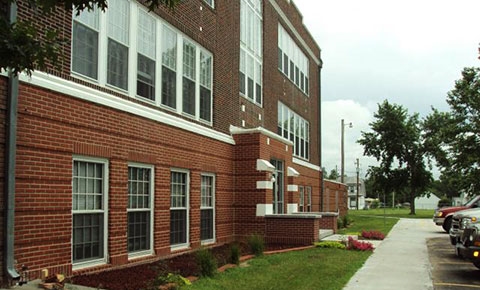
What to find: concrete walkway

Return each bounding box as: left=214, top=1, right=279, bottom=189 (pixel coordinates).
left=343, top=218, right=445, bottom=290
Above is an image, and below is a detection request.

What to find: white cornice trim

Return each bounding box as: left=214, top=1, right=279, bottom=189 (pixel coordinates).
left=17, top=71, right=235, bottom=145
left=293, top=157, right=321, bottom=172
left=269, top=0, right=321, bottom=65
left=230, top=125, right=293, bottom=146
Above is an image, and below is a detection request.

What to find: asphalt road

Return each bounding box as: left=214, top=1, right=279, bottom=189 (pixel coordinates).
left=428, top=236, right=480, bottom=290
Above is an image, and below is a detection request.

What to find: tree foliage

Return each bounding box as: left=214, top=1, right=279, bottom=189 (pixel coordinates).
left=358, top=100, right=432, bottom=214
left=423, top=67, right=480, bottom=194
left=0, top=0, right=180, bottom=76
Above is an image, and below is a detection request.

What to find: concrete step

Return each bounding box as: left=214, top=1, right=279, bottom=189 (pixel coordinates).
left=319, top=229, right=334, bottom=240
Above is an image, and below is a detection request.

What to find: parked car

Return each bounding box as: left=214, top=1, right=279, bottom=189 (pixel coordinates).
left=456, top=223, right=480, bottom=268
left=433, top=195, right=480, bottom=232
left=448, top=208, right=480, bottom=246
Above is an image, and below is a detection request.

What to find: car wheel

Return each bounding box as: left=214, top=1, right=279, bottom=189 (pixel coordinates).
left=473, top=260, right=480, bottom=269
left=442, top=217, right=452, bottom=233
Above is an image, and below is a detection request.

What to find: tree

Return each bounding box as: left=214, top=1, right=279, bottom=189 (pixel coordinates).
left=423, top=67, right=480, bottom=195
left=0, top=0, right=180, bottom=76
left=326, top=168, right=339, bottom=180
left=358, top=100, right=432, bottom=215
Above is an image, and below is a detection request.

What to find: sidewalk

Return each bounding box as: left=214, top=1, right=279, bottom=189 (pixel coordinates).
left=343, top=218, right=444, bottom=290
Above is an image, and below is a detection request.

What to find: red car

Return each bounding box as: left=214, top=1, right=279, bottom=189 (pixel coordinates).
left=433, top=195, right=480, bottom=232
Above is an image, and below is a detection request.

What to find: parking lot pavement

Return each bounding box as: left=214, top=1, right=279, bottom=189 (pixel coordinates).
left=428, top=236, right=480, bottom=290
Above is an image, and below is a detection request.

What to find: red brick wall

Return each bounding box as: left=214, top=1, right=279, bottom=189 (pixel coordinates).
left=0, top=77, right=7, bottom=286
left=265, top=216, right=319, bottom=246
left=14, top=83, right=236, bottom=278
left=324, top=180, right=348, bottom=217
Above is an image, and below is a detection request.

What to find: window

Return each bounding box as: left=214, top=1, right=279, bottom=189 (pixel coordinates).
left=239, top=0, right=262, bottom=106
left=182, top=41, right=196, bottom=116
left=306, top=186, right=312, bottom=212
left=72, top=157, right=108, bottom=267
left=200, top=52, right=212, bottom=122
left=72, top=8, right=99, bottom=79
left=201, top=174, right=215, bottom=242
left=137, top=11, right=156, bottom=101
left=299, top=186, right=304, bottom=212
left=127, top=164, right=154, bottom=256
left=278, top=24, right=309, bottom=95
left=170, top=170, right=189, bottom=247
left=271, top=159, right=284, bottom=214
left=277, top=102, right=310, bottom=160
left=161, top=25, right=177, bottom=109
left=71, top=4, right=214, bottom=125
left=107, top=0, right=129, bottom=90
left=203, top=0, right=214, bottom=8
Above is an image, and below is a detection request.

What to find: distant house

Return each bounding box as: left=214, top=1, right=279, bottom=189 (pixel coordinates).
left=415, top=193, right=441, bottom=210
left=338, top=176, right=366, bottom=209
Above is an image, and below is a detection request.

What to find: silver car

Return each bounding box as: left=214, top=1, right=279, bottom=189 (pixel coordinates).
left=449, top=208, right=480, bottom=247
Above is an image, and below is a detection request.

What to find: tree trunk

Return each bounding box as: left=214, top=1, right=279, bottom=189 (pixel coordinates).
left=409, top=190, right=416, bottom=215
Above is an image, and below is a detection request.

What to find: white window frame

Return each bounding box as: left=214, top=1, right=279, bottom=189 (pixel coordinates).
left=70, top=3, right=214, bottom=126
left=239, top=0, right=263, bottom=106
left=277, top=102, right=310, bottom=160
left=170, top=168, right=190, bottom=250
left=200, top=173, right=216, bottom=245
left=127, top=162, right=154, bottom=258
left=203, top=0, right=214, bottom=8
left=306, top=186, right=312, bottom=212
left=299, top=185, right=304, bottom=212
left=72, top=156, right=109, bottom=270
left=278, top=24, right=309, bottom=96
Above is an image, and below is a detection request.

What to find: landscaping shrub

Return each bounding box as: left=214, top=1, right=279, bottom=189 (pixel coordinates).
left=314, top=241, right=346, bottom=250
left=347, top=237, right=374, bottom=251
left=155, top=273, right=191, bottom=289
left=229, top=243, right=241, bottom=265
left=195, top=248, right=217, bottom=277
left=248, top=234, right=265, bottom=256
left=337, top=216, right=344, bottom=229
left=361, top=230, right=385, bottom=240
left=342, top=215, right=352, bottom=228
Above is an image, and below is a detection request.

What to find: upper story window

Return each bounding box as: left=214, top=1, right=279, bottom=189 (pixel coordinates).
left=277, top=102, right=310, bottom=160
left=278, top=24, right=309, bottom=96
left=71, top=3, right=213, bottom=125
left=239, top=0, right=262, bottom=106
left=203, top=0, right=214, bottom=8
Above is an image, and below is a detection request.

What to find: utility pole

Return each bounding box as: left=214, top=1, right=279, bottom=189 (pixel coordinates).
left=356, top=158, right=360, bottom=210
left=341, top=119, right=352, bottom=183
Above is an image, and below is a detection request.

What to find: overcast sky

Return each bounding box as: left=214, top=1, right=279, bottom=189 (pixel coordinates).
left=293, top=0, right=480, bottom=179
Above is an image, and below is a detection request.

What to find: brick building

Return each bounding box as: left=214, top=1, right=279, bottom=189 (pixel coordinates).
left=0, top=0, right=347, bottom=285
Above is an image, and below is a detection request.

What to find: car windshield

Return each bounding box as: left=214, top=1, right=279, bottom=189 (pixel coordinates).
left=464, top=196, right=479, bottom=207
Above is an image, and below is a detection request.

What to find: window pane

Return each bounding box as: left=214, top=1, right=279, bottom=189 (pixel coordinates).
left=182, top=78, right=196, bottom=115
left=170, top=210, right=187, bottom=245
left=137, top=11, right=156, bottom=59
left=107, top=39, right=128, bottom=90
left=72, top=22, right=98, bottom=79
left=200, top=86, right=211, bottom=122
left=73, top=213, right=103, bottom=262
left=137, top=54, right=155, bottom=100
left=162, top=26, right=177, bottom=70
left=161, top=66, right=176, bottom=108
left=201, top=209, right=213, bottom=241
left=183, top=41, right=196, bottom=80
left=107, top=0, right=129, bottom=45
left=128, top=211, right=150, bottom=253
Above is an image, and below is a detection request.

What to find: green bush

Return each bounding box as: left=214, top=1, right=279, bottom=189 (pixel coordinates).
left=371, top=200, right=379, bottom=209
left=195, top=248, right=217, bottom=277
left=155, top=273, right=191, bottom=288
left=314, top=241, right=346, bottom=250
left=438, top=197, right=451, bottom=208
left=341, top=215, right=352, bottom=228
left=337, top=216, right=344, bottom=229
left=229, top=243, right=241, bottom=265
left=248, top=234, right=265, bottom=257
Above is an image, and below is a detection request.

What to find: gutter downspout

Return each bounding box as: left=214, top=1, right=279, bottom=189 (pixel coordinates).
left=4, top=1, right=20, bottom=281
left=318, top=58, right=323, bottom=212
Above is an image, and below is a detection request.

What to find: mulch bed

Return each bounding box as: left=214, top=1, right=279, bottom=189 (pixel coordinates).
left=71, top=243, right=307, bottom=290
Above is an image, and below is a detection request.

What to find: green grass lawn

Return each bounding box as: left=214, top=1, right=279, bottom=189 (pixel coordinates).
left=182, top=248, right=371, bottom=290
left=350, top=208, right=434, bottom=219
